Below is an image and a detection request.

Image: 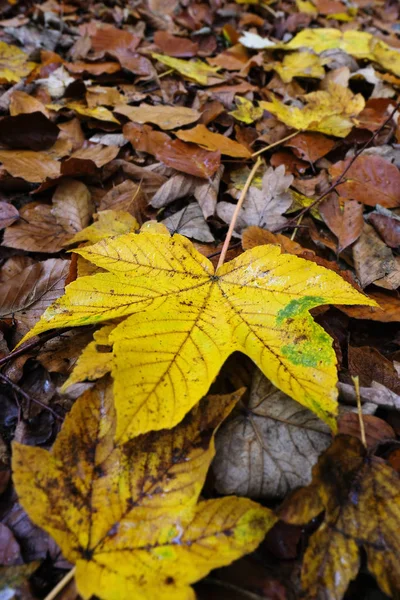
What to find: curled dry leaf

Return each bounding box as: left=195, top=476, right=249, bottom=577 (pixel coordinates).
left=0, top=202, right=19, bottom=230
left=217, top=165, right=293, bottom=233
left=0, top=150, right=60, bottom=183
left=13, top=381, right=275, bottom=600
left=175, top=124, right=252, bottom=158
left=20, top=233, right=374, bottom=440
left=0, top=258, right=69, bottom=336
left=161, top=203, right=214, bottom=242
left=279, top=435, right=400, bottom=599
left=330, top=155, right=400, bottom=208
left=115, top=103, right=200, bottom=130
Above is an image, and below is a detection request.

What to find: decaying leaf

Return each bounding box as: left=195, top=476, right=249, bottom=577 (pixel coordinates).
left=13, top=381, right=275, bottom=600
left=0, top=202, right=19, bottom=229
left=279, top=436, right=400, bottom=599
left=352, top=223, right=395, bottom=287
left=161, top=203, right=214, bottom=242
left=20, top=232, right=374, bottom=439
left=217, top=165, right=293, bottom=233
left=260, top=83, right=365, bottom=137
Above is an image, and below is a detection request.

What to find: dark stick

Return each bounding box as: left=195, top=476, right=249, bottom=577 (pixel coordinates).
left=0, top=372, right=64, bottom=422
left=272, top=98, right=400, bottom=233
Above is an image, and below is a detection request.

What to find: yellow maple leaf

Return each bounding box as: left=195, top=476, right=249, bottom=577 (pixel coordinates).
left=69, top=210, right=139, bottom=244
left=0, top=41, right=36, bottom=83
left=151, top=53, right=221, bottom=85
left=13, top=381, right=275, bottom=600
left=19, top=231, right=374, bottom=440
left=279, top=435, right=400, bottom=598
left=272, top=52, right=326, bottom=83
left=229, top=96, right=264, bottom=124
left=260, top=83, right=365, bottom=137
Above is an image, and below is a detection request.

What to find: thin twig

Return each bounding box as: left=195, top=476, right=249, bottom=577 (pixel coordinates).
left=0, top=372, right=63, bottom=422
left=217, top=157, right=262, bottom=269
left=44, top=567, right=76, bottom=600
left=273, top=99, right=400, bottom=232
left=352, top=375, right=367, bottom=449
left=251, top=130, right=299, bottom=157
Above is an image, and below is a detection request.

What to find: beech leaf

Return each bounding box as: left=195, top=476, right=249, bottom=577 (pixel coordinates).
left=12, top=381, right=275, bottom=600
left=115, top=103, right=200, bottom=130
left=19, top=231, right=374, bottom=440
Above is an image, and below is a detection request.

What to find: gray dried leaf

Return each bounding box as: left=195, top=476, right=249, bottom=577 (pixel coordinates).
left=352, top=223, right=395, bottom=287
left=216, top=165, right=293, bottom=233
left=339, top=381, right=400, bottom=411
left=161, top=203, right=214, bottom=242
left=213, top=370, right=376, bottom=500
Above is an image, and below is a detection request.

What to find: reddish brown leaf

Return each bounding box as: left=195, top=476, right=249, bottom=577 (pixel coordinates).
left=90, top=25, right=140, bottom=55
left=348, top=346, right=400, bottom=394
left=65, top=61, right=121, bottom=75
left=330, top=155, right=400, bottom=208
left=0, top=112, right=59, bottom=151
left=285, top=132, right=335, bottom=163
left=156, top=139, right=221, bottom=179
left=319, top=195, right=364, bottom=252
left=338, top=414, right=395, bottom=449
left=270, top=150, right=308, bottom=174
left=154, top=31, right=198, bottom=58
left=369, top=213, right=400, bottom=248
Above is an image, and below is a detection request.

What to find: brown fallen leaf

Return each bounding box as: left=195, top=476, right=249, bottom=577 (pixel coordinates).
left=285, top=131, right=335, bottom=163
left=338, top=289, right=400, bottom=322
left=278, top=435, right=400, bottom=599
left=2, top=203, right=72, bottom=252
left=65, top=61, right=121, bottom=75
left=115, top=103, right=200, bottom=130
left=0, top=112, right=59, bottom=151
left=67, top=144, right=119, bottom=168
left=156, top=138, right=221, bottom=179
left=217, top=165, right=293, bottom=233
left=352, top=223, right=395, bottom=287
left=154, top=31, right=198, bottom=58
left=0, top=258, right=69, bottom=336
left=319, top=195, right=364, bottom=253
left=369, top=211, right=400, bottom=248
left=338, top=413, right=395, bottom=448
left=348, top=345, right=400, bottom=394
left=213, top=370, right=376, bottom=500
left=175, top=124, right=252, bottom=158
left=51, top=179, right=93, bottom=234
left=0, top=202, right=19, bottom=229
left=330, top=155, right=400, bottom=208
left=242, top=226, right=309, bottom=255
left=0, top=150, right=60, bottom=183
left=9, top=90, right=49, bottom=116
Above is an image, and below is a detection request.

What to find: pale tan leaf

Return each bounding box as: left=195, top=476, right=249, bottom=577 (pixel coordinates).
left=52, top=179, right=94, bottom=234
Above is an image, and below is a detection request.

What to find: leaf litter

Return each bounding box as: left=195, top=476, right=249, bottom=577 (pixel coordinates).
left=0, top=1, right=400, bottom=599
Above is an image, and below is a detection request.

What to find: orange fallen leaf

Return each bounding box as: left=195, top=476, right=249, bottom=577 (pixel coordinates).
left=175, top=124, right=251, bottom=158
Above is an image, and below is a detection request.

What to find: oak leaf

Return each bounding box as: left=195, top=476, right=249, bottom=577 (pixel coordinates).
left=279, top=435, right=400, bottom=599
left=20, top=231, right=374, bottom=440
left=13, top=381, right=275, bottom=600
left=260, top=83, right=365, bottom=137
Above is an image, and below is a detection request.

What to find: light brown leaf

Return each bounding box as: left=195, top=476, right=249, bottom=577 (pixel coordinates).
left=319, top=196, right=364, bottom=252
left=9, top=90, right=49, bottom=116
left=52, top=179, right=93, bottom=234
left=115, top=103, right=200, bottom=130
left=352, top=223, right=395, bottom=287
left=175, top=124, right=251, bottom=158
left=0, top=150, right=60, bottom=183
left=68, top=145, right=119, bottom=168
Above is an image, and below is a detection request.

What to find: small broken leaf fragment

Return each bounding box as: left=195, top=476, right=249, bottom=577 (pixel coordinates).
left=279, top=435, right=400, bottom=599
left=13, top=381, right=275, bottom=600
left=20, top=233, right=375, bottom=439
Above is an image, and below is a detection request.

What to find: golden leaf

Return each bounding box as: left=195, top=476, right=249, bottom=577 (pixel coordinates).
left=151, top=53, right=221, bottom=85
left=229, top=96, right=264, bottom=124
left=69, top=210, right=139, bottom=245
left=260, top=83, right=365, bottom=137
left=0, top=41, right=36, bottom=83
left=115, top=103, right=200, bottom=130
left=0, top=150, right=60, bottom=183
left=279, top=435, right=400, bottom=599
left=13, top=382, right=275, bottom=600
left=272, top=52, right=326, bottom=83
left=175, top=124, right=251, bottom=158
left=49, top=101, right=120, bottom=123
left=19, top=232, right=374, bottom=440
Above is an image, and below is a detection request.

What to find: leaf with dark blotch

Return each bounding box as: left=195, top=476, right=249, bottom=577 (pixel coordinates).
left=0, top=112, right=59, bottom=151
left=278, top=436, right=400, bottom=599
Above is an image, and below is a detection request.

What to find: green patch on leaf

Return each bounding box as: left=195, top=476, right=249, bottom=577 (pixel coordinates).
left=276, top=295, right=326, bottom=325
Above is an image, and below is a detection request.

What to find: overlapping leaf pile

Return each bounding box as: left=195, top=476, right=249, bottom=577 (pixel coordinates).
left=1, top=0, right=400, bottom=599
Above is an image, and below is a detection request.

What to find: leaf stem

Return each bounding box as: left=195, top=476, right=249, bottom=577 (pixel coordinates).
left=216, top=157, right=262, bottom=270
left=251, top=130, right=299, bottom=157
left=44, top=567, right=76, bottom=600
left=352, top=375, right=367, bottom=449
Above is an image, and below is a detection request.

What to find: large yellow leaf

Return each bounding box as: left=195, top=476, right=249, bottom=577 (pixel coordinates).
left=13, top=381, right=274, bottom=600
left=0, top=41, right=36, bottom=83
left=272, top=52, right=326, bottom=83
left=260, top=83, right=365, bottom=137
left=20, top=231, right=374, bottom=440
left=279, top=435, right=400, bottom=598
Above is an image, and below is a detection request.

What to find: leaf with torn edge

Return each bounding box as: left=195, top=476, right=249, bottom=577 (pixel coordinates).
left=217, top=165, right=293, bottom=233
left=13, top=381, right=275, bottom=600
left=19, top=231, right=374, bottom=440
left=279, top=435, right=400, bottom=599
left=213, top=369, right=376, bottom=499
